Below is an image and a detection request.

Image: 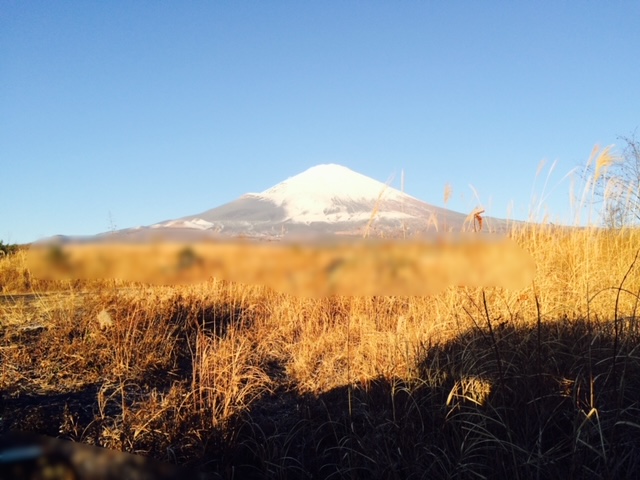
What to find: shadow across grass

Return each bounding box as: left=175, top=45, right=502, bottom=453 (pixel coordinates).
left=4, top=314, right=640, bottom=479
left=223, top=316, right=640, bottom=479
left=0, top=384, right=103, bottom=439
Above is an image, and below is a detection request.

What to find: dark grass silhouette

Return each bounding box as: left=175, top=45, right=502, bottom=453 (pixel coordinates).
left=224, top=317, right=640, bottom=479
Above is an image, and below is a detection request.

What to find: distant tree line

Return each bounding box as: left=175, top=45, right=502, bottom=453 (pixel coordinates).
left=0, top=240, right=20, bottom=257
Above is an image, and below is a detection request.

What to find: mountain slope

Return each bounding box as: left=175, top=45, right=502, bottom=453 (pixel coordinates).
left=160, top=164, right=507, bottom=239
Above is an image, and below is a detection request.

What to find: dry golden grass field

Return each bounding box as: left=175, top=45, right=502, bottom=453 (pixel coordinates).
left=2, top=223, right=640, bottom=478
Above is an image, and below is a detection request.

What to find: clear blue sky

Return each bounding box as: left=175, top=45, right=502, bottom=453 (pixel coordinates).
left=2, top=1, right=639, bottom=243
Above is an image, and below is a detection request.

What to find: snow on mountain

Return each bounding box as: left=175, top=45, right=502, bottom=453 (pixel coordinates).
left=151, top=218, right=214, bottom=230
left=245, top=164, right=417, bottom=224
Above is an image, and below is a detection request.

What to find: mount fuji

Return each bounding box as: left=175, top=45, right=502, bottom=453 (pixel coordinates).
left=117, top=164, right=511, bottom=240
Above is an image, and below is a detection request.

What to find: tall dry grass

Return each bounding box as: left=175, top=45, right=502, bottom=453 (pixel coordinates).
left=3, top=150, right=640, bottom=477
left=2, top=223, right=640, bottom=478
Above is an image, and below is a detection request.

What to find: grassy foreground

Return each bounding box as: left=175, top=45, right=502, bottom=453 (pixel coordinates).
left=2, top=225, right=640, bottom=479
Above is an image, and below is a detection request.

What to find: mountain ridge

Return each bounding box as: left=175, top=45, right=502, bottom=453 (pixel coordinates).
left=51, top=164, right=512, bottom=242
left=164, top=163, right=509, bottom=239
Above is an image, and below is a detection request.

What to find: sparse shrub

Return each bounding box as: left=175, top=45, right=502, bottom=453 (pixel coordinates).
left=0, top=239, right=19, bottom=257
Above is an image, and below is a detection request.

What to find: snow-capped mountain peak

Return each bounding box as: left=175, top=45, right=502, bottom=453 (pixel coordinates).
left=132, top=163, right=505, bottom=239
left=247, top=164, right=414, bottom=223
left=257, top=164, right=405, bottom=202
